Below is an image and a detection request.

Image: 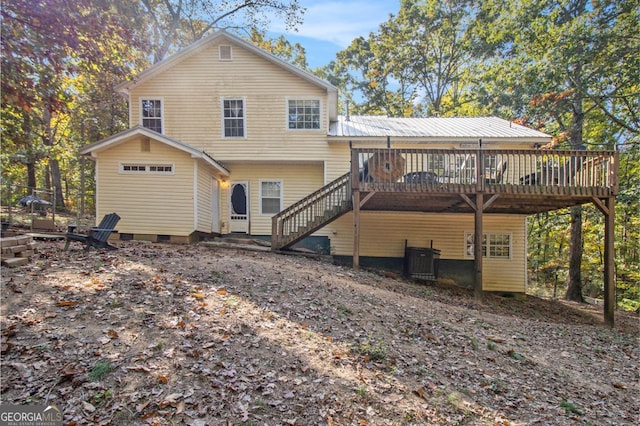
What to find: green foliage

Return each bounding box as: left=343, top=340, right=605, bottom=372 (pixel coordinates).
left=508, top=350, right=524, bottom=361
left=89, top=361, right=114, bottom=381
left=93, top=389, right=113, bottom=404
left=247, top=29, right=308, bottom=70
left=328, top=0, right=480, bottom=117
left=355, top=337, right=387, bottom=362
left=356, top=385, right=368, bottom=397
left=560, top=400, right=582, bottom=415
left=528, top=146, right=640, bottom=309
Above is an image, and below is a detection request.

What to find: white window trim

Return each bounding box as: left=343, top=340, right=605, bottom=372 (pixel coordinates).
left=259, top=179, right=283, bottom=216
left=285, top=97, right=322, bottom=131
left=464, top=231, right=512, bottom=259
left=119, top=162, right=175, bottom=175
left=139, top=97, right=164, bottom=134
left=221, top=97, right=246, bottom=139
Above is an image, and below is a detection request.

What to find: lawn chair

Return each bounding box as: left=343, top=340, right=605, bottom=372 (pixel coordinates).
left=485, top=161, right=508, bottom=184
left=64, top=213, right=120, bottom=251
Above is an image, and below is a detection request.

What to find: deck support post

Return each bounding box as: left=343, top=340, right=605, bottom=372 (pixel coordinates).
left=603, top=196, right=615, bottom=327
left=474, top=193, right=484, bottom=301
left=353, top=190, right=360, bottom=271
left=591, top=196, right=616, bottom=327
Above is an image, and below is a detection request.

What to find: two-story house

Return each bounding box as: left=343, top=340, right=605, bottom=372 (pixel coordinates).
left=80, top=31, right=617, bottom=310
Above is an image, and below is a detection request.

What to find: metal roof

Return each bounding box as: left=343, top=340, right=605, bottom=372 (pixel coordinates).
left=328, top=115, right=551, bottom=140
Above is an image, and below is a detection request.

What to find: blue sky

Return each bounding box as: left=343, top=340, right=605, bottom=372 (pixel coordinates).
left=268, top=0, right=401, bottom=69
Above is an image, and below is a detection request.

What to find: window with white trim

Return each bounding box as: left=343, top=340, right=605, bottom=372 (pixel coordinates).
left=465, top=232, right=511, bottom=259
left=427, top=153, right=446, bottom=176
left=120, top=163, right=174, bottom=174
left=223, top=99, right=245, bottom=137
left=141, top=99, right=163, bottom=133
left=288, top=99, right=320, bottom=129
left=260, top=180, right=282, bottom=215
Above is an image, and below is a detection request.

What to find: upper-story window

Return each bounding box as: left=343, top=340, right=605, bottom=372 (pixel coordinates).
left=288, top=99, right=320, bottom=130
left=223, top=98, right=245, bottom=138
left=141, top=99, right=163, bottom=133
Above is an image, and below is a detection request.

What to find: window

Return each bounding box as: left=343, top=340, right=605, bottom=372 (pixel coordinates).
left=223, top=99, right=245, bottom=137
left=122, top=164, right=147, bottom=172
left=260, top=180, right=282, bottom=215
left=120, top=163, right=174, bottom=174
left=148, top=165, right=173, bottom=172
left=456, top=154, right=476, bottom=184
left=465, top=232, right=511, bottom=259
left=427, top=153, right=446, bottom=176
left=288, top=99, right=320, bottom=129
left=141, top=99, right=162, bottom=133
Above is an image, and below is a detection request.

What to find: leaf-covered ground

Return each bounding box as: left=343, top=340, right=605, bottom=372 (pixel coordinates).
left=1, top=240, right=638, bottom=425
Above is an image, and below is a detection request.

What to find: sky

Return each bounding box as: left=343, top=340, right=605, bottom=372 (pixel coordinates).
left=268, top=0, right=401, bottom=69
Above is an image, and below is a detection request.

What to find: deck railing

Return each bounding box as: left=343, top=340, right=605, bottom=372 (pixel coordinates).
left=350, top=148, right=618, bottom=196
left=272, top=172, right=352, bottom=250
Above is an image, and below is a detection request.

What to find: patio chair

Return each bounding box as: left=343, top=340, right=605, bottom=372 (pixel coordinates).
left=403, top=171, right=439, bottom=183
left=64, top=213, right=120, bottom=251
left=486, top=161, right=508, bottom=184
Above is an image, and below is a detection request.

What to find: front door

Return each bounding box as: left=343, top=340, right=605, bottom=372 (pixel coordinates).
left=229, top=181, right=249, bottom=233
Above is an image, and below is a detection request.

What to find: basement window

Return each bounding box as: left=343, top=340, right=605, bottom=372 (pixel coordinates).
left=465, top=232, right=511, bottom=259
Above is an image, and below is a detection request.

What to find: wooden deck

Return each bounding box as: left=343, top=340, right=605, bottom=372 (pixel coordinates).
left=350, top=148, right=618, bottom=214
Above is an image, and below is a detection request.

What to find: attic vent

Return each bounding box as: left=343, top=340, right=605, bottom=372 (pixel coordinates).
left=141, top=138, right=150, bottom=152
left=219, top=45, right=232, bottom=61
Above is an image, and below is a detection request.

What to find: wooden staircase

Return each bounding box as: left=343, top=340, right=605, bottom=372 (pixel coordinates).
left=272, top=172, right=352, bottom=251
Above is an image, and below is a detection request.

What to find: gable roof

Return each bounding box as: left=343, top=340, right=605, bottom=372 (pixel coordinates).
left=328, top=116, right=552, bottom=143
left=79, top=126, right=229, bottom=176
left=115, top=31, right=339, bottom=120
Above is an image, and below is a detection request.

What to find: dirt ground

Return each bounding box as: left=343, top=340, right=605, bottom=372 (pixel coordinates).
left=1, top=238, right=638, bottom=425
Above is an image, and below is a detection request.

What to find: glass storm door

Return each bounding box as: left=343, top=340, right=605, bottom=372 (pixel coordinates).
left=229, top=181, right=249, bottom=233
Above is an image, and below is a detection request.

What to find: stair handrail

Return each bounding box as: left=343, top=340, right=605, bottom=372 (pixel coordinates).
left=272, top=172, right=352, bottom=250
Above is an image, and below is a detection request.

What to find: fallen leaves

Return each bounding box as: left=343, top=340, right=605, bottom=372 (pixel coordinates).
left=0, top=240, right=638, bottom=426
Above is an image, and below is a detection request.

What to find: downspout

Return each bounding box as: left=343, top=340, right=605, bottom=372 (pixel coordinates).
left=193, top=161, right=198, bottom=233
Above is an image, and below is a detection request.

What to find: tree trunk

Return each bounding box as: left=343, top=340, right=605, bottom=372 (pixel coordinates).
left=49, top=159, right=65, bottom=208
left=26, top=161, right=37, bottom=191
left=565, top=63, right=585, bottom=302
left=42, top=107, right=66, bottom=209
left=565, top=205, right=584, bottom=302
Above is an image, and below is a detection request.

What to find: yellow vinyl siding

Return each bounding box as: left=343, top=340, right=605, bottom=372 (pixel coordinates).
left=328, top=212, right=527, bottom=292
left=196, top=164, right=213, bottom=233
left=95, top=137, right=195, bottom=236
left=221, top=162, right=324, bottom=235
left=129, top=41, right=329, bottom=162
